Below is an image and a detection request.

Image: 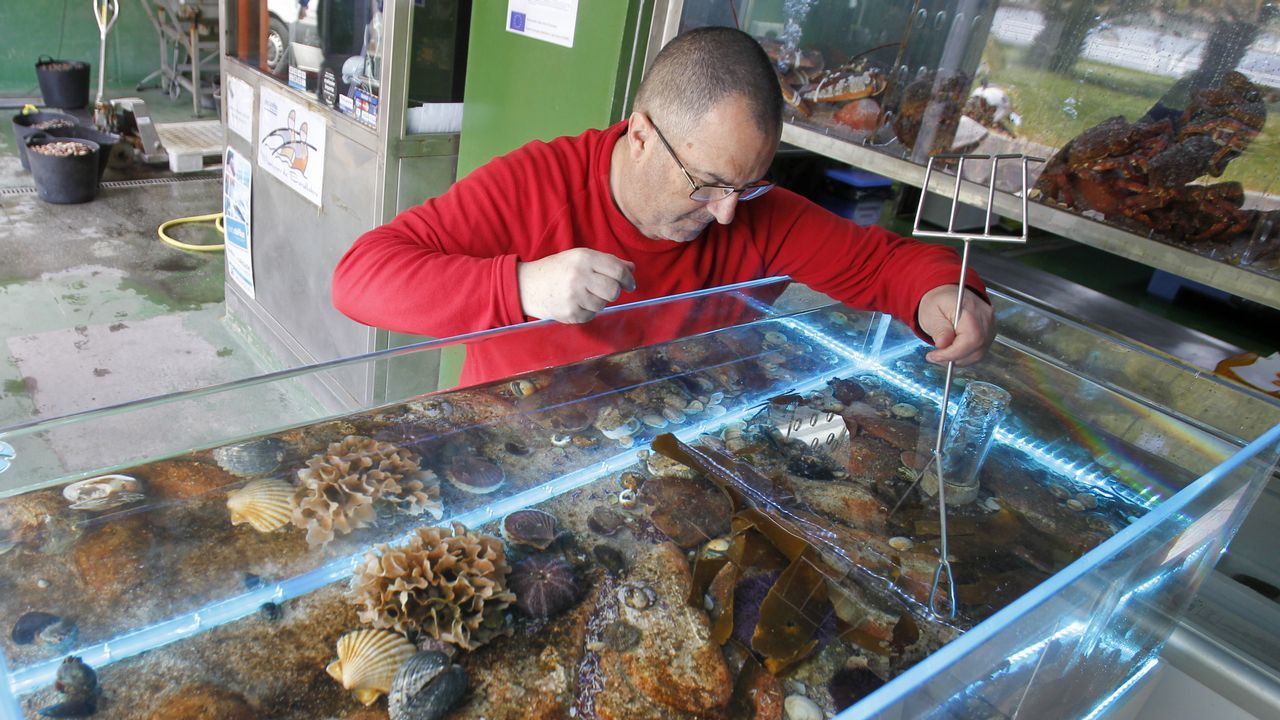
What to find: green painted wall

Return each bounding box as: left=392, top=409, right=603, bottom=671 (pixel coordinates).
left=456, top=0, right=651, bottom=177
left=0, top=1, right=162, bottom=95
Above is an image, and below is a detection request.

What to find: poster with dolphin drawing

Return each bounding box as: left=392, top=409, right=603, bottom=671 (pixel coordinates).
left=257, top=86, right=326, bottom=206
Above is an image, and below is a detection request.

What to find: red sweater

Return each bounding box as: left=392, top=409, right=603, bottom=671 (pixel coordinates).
left=333, top=122, right=981, bottom=386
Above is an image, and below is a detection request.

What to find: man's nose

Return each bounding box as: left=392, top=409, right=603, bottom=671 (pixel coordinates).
left=706, top=193, right=740, bottom=225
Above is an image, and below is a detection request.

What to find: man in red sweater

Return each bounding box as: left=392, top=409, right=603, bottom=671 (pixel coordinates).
left=333, top=27, right=993, bottom=386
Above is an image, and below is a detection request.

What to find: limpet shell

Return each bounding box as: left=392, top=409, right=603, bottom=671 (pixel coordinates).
left=641, top=414, right=668, bottom=429
left=888, top=536, right=914, bottom=552
left=62, top=474, right=145, bottom=512
left=1066, top=499, right=1086, bottom=512
left=662, top=406, right=686, bottom=424
left=213, top=438, right=288, bottom=478
left=501, top=509, right=560, bottom=550
left=890, top=403, right=918, bottom=419
left=327, top=629, right=416, bottom=706
left=1074, top=493, right=1098, bottom=510
left=226, top=478, right=294, bottom=533
left=783, top=694, right=822, bottom=720
left=595, top=407, right=640, bottom=440
left=763, top=330, right=787, bottom=346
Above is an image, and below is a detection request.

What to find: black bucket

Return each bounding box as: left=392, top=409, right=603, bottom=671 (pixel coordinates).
left=25, top=134, right=100, bottom=204
left=35, top=56, right=91, bottom=109
left=44, top=125, right=119, bottom=180
left=11, top=111, right=79, bottom=171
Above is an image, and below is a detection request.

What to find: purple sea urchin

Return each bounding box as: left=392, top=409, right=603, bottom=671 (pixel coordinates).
left=509, top=552, right=577, bottom=619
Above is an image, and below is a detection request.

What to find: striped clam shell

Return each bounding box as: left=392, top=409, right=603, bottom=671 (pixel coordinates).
left=326, top=629, right=416, bottom=706
left=226, top=478, right=294, bottom=533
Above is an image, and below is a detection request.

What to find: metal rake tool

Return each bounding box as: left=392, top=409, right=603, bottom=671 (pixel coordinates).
left=888, top=153, right=1041, bottom=619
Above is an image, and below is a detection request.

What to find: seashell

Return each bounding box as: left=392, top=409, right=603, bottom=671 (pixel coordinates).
left=1048, top=484, right=1071, bottom=500
left=509, top=378, right=538, bottom=398
left=504, top=441, right=530, bottom=456
left=421, top=400, right=452, bottom=419
left=226, top=478, right=294, bottom=532
left=62, top=474, right=145, bottom=512
left=388, top=651, right=449, bottom=718
left=641, top=413, right=669, bottom=429
left=213, top=438, right=288, bottom=478
left=890, top=403, right=918, bottom=419
left=783, top=694, right=822, bottom=720
left=685, top=400, right=705, bottom=413
left=595, top=407, right=641, bottom=440
left=1075, top=493, right=1098, bottom=510
left=445, top=455, right=506, bottom=495
left=53, top=656, right=97, bottom=702
left=763, top=330, right=787, bottom=346
left=662, top=406, right=686, bottom=424
left=1066, top=499, right=1085, bottom=512
left=615, top=435, right=635, bottom=449
left=391, top=662, right=467, bottom=720
left=327, top=629, right=416, bottom=706
left=12, top=612, right=76, bottom=647
left=500, top=509, right=560, bottom=550
left=982, top=496, right=1002, bottom=512
left=602, top=621, right=641, bottom=652
left=827, top=310, right=850, bottom=324
left=551, top=433, right=572, bottom=447
left=619, top=582, right=657, bottom=610
left=572, top=434, right=600, bottom=449
left=587, top=506, right=625, bottom=536
left=888, top=536, right=914, bottom=552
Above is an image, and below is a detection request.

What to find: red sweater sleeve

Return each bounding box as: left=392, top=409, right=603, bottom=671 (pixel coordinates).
left=747, top=192, right=985, bottom=341
left=332, top=142, right=569, bottom=338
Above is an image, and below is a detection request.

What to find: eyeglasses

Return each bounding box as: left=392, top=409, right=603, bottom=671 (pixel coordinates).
left=650, top=119, right=774, bottom=203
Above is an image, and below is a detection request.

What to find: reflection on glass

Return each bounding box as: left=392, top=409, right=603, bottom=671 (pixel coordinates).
left=229, top=0, right=384, bottom=128
left=678, top=0, right=1280, bottom=279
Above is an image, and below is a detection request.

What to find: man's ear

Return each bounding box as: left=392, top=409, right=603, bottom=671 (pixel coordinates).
left=625, top=111, right=651, bottom=159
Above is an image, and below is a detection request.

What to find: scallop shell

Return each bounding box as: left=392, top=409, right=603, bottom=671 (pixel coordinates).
left=326, top=629, right=416, bottom=706
left=226, top=478, right=294, bottom=532
left=500, top=508, right=560, bottom=550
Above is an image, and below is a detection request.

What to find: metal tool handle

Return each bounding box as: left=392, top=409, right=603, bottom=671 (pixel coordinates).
left=892, top=153, right=1042, bottom=620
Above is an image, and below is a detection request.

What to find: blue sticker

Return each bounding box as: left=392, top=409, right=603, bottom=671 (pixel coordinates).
left=509, top=11, right=526, bottom=32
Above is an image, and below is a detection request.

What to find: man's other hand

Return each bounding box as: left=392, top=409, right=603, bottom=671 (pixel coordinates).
left=517, top=248, right=637, bottom=324
left=917, top=284, right=995, bottom=366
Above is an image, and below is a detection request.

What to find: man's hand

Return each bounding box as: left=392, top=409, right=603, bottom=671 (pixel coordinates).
left=917, top=284, right=995, bottom=366
left=517, top=248, right=637, bottom=324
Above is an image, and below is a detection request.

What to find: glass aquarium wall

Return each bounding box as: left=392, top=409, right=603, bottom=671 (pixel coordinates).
left=677, top=0, right=1280, bottom=285
left=0, top=280, right=1276, bottom=719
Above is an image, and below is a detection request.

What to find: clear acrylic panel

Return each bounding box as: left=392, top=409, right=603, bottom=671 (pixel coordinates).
left=0, top=280, right=1275, bottom=718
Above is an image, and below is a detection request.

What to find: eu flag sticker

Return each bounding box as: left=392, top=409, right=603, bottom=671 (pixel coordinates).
left=509, top=12, right=526, bottom=31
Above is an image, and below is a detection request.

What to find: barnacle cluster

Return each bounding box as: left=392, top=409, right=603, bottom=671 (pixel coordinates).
left=291, top=435, right=442, bottom=546
left=350, top=522, right=515, bottom=651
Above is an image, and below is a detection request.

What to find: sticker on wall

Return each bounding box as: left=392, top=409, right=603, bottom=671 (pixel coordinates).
left=225, top=74, right=254, bottom=142
left=256, top=86, right=326, bottom=206
left=223, top=147, right=254, bottom=299
left=506, top=0, right=578, bottom=48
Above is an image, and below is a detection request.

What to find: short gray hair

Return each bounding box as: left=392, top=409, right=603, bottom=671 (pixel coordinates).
left=634, top=27, right=782, bottom=139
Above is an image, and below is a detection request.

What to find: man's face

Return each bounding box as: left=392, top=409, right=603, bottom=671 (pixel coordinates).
left=620, top=96, right=777, bottom=243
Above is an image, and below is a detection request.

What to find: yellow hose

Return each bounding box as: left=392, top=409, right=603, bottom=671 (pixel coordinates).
left=157, top=212, right=225, bottom=252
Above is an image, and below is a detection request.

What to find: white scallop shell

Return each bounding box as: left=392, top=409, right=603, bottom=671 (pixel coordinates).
left=226, top=478, right=294, bottom=532
left=326, top=629, right=416, bottom=706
